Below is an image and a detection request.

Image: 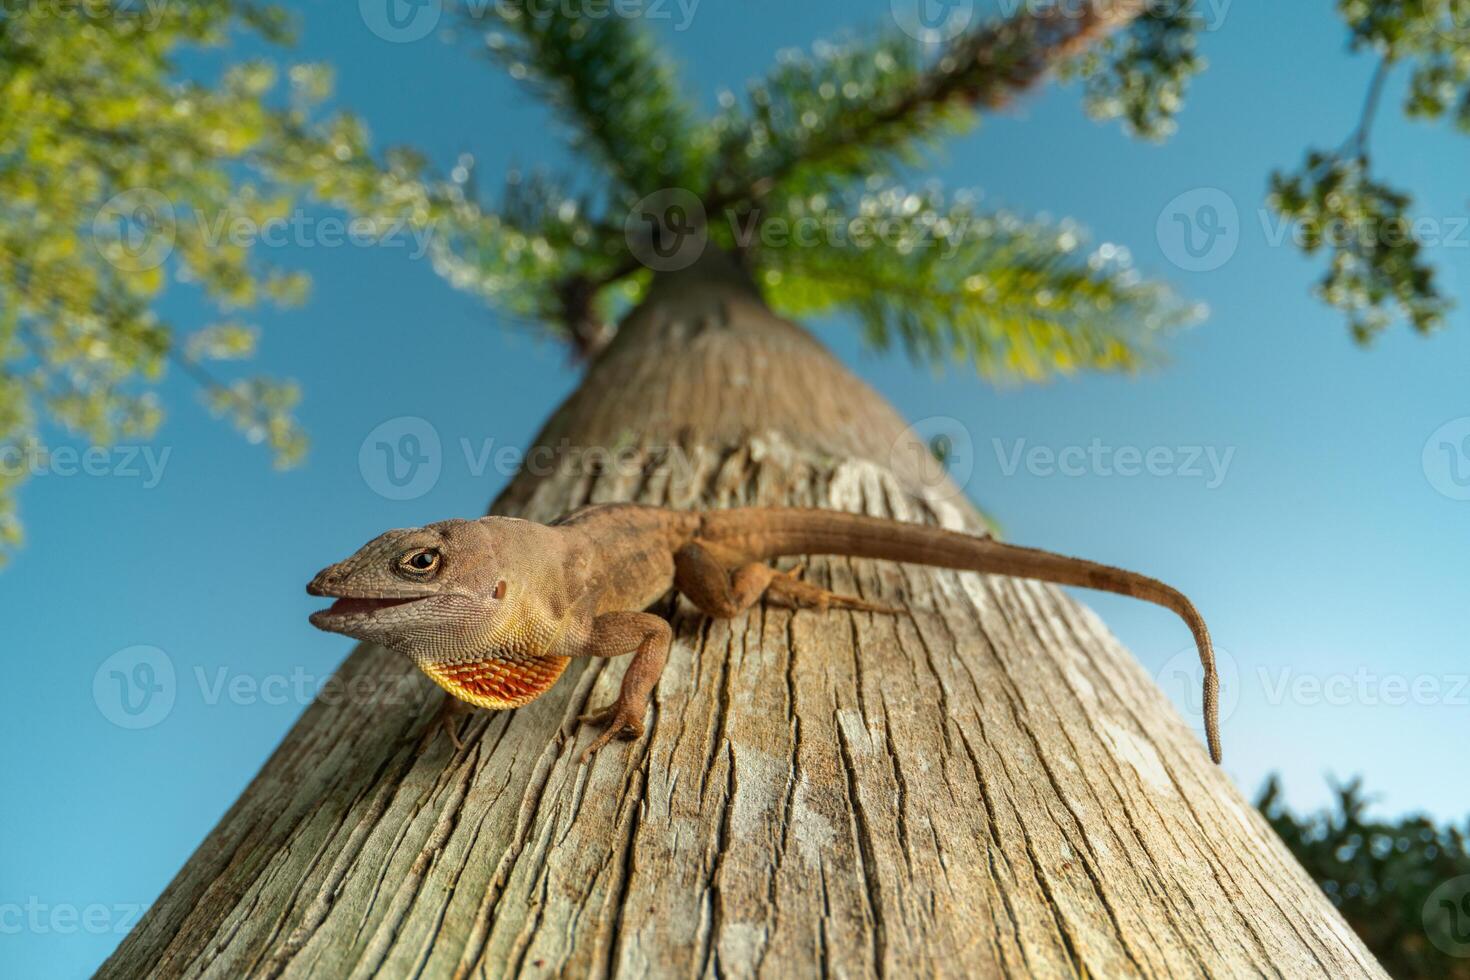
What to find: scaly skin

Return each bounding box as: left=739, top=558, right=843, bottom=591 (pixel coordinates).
left=308, top=504, right=1222, bottom=763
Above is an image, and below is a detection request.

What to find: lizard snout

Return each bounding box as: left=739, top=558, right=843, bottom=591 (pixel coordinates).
left=306, top=564, right=345, bottom=596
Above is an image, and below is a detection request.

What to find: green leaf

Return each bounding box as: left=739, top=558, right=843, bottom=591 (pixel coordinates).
left=1269, top=153, right=1451, bottom=341
left=1061, top=8, right=1205, bottom=141
left=0, top=1, right=492, bottom=560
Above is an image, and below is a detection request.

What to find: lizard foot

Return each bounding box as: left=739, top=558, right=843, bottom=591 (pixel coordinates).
left=766, top=571, right=902, bottom=615
left=577, top=700, right=647, bottom=763
left=418, top=694, right=470, bottom=752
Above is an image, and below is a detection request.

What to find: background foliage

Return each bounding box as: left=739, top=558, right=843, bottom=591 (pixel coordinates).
left=1260, top=778, right=1470, bottom=979
left=0, top=1, right=485, bottom=555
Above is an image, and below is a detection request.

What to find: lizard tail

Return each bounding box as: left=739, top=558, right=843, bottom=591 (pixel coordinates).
left=697, top=507, right=1222, bottom=764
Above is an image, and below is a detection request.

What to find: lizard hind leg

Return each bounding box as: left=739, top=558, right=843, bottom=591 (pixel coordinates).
left=763, top=569, right=902, bottom=615
left=673, top=542, right=900, bottom=618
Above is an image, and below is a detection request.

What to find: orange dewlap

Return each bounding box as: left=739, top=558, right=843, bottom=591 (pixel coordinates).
left=420, top=655, right=571, bottom=710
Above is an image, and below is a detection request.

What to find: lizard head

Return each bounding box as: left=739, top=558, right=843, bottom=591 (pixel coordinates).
left=306, top=519, right=514, bottom=660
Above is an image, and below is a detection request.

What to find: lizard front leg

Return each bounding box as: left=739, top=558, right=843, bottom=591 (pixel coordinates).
left=574, top=611, right=673, bottom=762
left=419, top=693, right=473, bottom=752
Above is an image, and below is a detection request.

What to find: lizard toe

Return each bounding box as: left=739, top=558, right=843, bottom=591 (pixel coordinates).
left=577, top=702, right=617, bottom=726
left=577, top=704, right=647, bottom=762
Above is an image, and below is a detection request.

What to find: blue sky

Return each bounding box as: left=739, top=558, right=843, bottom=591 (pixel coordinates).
left=6, top=1, right=1470, bottom=974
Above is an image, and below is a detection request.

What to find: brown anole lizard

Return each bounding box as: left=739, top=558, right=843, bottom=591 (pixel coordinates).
left=307, top=504, right=1222, bottom=763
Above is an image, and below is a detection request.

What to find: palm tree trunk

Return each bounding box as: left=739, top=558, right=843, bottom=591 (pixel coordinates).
left=100, top=250, right=1383, bottom=978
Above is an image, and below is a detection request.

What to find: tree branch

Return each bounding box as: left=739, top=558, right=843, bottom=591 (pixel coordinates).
left=1348, top=57, right=1393, bottom=161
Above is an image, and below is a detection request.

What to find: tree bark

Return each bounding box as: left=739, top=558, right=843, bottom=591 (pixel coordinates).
left=101, top=252, right=1383, bottom=978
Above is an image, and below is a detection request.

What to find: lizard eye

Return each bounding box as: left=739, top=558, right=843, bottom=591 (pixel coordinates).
left=399, top=549, right=440, bottom=574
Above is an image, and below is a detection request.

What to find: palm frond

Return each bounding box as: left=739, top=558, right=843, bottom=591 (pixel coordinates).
left=754, top=183, right=1201, bottom=381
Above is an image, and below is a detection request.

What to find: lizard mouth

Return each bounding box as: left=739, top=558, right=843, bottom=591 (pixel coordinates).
left=309, top=594, right=429, bottom=628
